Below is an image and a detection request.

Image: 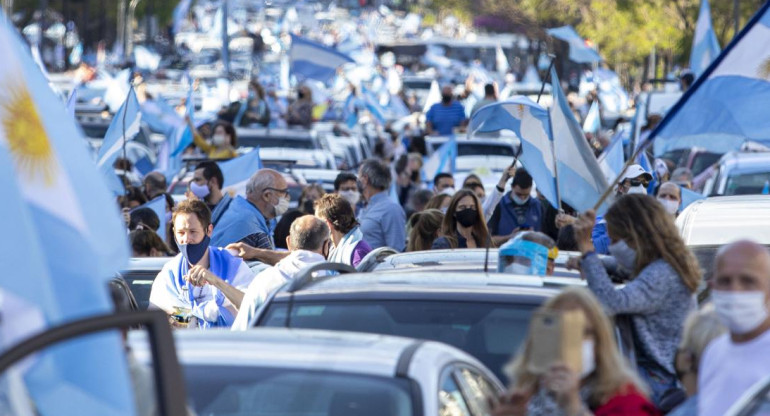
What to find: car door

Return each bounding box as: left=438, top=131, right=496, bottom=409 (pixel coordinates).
left=438, top=366, right=473, bottom=416
left=453, top=365, right=503, bottom=416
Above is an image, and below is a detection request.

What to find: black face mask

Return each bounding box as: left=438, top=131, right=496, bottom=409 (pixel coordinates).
left=455, top=208, right=478, bottom=228
left=176, top=235, right=210, bottom=266
left=410, top=171, right=420, bottom=183
left=441, top=94, right=452, bottom=104
left=302, top=199, right=316, bottom=214
left=298, top=91, right=306, bottom=99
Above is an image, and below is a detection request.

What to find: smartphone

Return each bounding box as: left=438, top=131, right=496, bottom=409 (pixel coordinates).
left=527, top=309, right=585, bottom=375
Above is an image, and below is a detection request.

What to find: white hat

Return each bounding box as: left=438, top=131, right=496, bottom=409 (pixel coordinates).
left=620, top=164, right=653, bottom=182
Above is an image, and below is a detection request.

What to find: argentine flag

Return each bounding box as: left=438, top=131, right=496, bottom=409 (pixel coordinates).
left=132, top=195, right=167, bottom=240
left=290, top=34, right=354, bottom=83
left=649, top=2, right=770, bottom=156
left=690, top=0, right=721, bottom=77
left=598, top=132, right=625, bottom=184
left=0, top=13, right=135, bottom=415
left=219, top=146, right=263, bottom=196
left=422, top=135, right=457, bottom=184
left=469, top=97, right=559, bottom=209
left=582, top=100, right=600, bottom=134
left=96, top=87, right=142, bottom=194
left=550, top=69, right=610, bottom=213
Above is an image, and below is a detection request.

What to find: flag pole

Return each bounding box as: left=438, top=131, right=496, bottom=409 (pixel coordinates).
left=537, top=55, right=556, bottom=104
left=122, top=85, right=132, bottom=197
left=591, top=140, right=650, bottom=211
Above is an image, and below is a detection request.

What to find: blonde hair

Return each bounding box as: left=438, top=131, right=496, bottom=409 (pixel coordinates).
left=605, top=194, right=701, bottom=292
left=678, top=304, right=726, bottom=362
left=506, top=287, right=648, bottom=407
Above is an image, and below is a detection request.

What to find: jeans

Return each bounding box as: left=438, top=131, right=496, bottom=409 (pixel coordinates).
left=638, top=360, right=678, bottom=407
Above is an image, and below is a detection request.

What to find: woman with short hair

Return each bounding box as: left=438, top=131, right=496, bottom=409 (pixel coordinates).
left=314, top=193, right=372, bottom=267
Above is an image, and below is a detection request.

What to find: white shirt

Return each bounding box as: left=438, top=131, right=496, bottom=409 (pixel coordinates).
left=698, top=329, right=770, bottom=416
left=231, top=250, right=326, bottom=331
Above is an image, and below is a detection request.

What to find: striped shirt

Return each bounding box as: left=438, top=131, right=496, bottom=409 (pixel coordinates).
left=426, top=101, right=466, bottom=136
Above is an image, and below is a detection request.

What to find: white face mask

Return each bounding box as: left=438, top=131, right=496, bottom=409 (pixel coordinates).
left=504, top=262, right=532, bottom=275
left=212, top=134, right=227, bottom=146
left=339, top=190, right=360, bottom=206
left=657, top=198, right=679, bottom=215
left=440, top=187, right=455, bottom=196
left=581, top=339, right=596, bottom=378
left=511, top=194, right=530, bottom=205
left=608, top=240, right=637, bottom=272
left=627, top=185, right=647, bottom=195
left=273, top=196, right=290, bottom=217
left=712, top=290, right=770, bottom=335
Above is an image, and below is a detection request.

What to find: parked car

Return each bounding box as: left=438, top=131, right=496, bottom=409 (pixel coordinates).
left=677, top=195, right=770, bottom=278
left=129, top=328, right=505, bottom=416
left=725, top=374, right=770, bottom=416
left=236, top=127, right=320, bottom=150
left=250, top=267, right=563, bottom=381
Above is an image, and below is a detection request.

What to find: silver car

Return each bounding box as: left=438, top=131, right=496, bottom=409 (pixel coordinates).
left=129, top=328, right=504, bottom=416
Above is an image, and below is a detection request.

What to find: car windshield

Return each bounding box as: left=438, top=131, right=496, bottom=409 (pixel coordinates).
left=458, top=143, right=515, bottom=157
left=690, top=152, right=722, bottom=177
left=725, top=172, right=770, bottom=196
left=183, top=366, right=414, bottom=416
left=261, top=300, right=537, bottom=381
left=239, top=135, right=315, bottom=149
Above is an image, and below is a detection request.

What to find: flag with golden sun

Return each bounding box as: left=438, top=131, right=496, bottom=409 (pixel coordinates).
left=649, top=1, right=770, bottom=157
left=0, top=14, right=135, bottom=416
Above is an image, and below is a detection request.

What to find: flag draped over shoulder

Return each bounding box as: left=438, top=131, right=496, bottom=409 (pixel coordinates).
left=0, top=13, right=134, bottom=416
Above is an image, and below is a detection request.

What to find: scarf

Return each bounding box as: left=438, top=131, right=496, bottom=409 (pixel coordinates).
left=175, top=247, right=242, bottom=328
left=328, top=227, right=364, bottom=266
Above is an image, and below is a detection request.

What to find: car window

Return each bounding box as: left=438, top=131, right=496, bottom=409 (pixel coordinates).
left=725, top=172, right=770, bottom=196
left=440, top=371, right=472, bottom=416
left=181, top=366, right=414, bottom=416
left=238, top=136, right=316, bottom=149
left=260, top=300, right=538, bottom=381
left=457, top=144, right=515, bottom=158
left=455, top=367, right=498, bottom=416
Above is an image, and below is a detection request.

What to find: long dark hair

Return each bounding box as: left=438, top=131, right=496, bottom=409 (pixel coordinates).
left=440, top=189, right=491, bottom=248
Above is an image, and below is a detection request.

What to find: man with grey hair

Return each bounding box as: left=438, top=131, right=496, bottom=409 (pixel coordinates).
left=358, top=159, right=406, bottom=251
left=698, top=240, right=770, bottom=416
left=231, top=215, right=330, bottom=330
left=143, top=171, right=167, bottom=200
left=211, top=168, right=289, bottom=250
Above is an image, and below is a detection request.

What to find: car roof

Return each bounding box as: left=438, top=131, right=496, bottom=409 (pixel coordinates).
left=128, top=327, right=469, bottom=378
left=236, top=127, right=315, bottom=139
left=719, top=151, right=770, bottom=175
left=677, top=195, right=770, bottom=246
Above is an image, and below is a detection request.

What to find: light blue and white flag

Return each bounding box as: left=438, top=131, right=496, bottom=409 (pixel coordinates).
left=362, top=87, right=387, bottom=125
left=65, top=85, right=78, bottom=118
left=648, top=2, right=770, bottom=156
left=0, top=13, right=134, bottom=415
left=496, top=43, right=510, bottom=75
left=546, top=26, right=602, bottom=64
left=96, top=87, right=142, bottom=194
left=468, top=98, right=559, bottom=208
left=582, top=100, right=600, bottom=134
left=102, top=68, right=131, bottom=113
left=134, top=45, right=161, bottom=71
left=172, top=0, right=192, bottom=35
left=598, top=133, right=625, bottom=183
left=290, top=34, right=354, bottom=83
left=550, top=69, right=609, bottom=213
left=681, top=186, right=706, bottom=210
left=133, top=195, right=167, bottom=240
left=219, top=146, right=263, bottom=195
left=422, top=80, right=441, bottom=114
left=690, top=0, right=721, bottom=77
left=422, top=135, right=457, bottom=184
left=171, top=74, right=195, bottom=157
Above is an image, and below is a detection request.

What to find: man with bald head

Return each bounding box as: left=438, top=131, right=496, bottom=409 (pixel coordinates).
left=211, top=168, right=289, bottom=249
left=231, top=215, right=331, bottom=330
left=656, top=182, right=682, bottom=216
left=698, top=240, right=770, bottom=416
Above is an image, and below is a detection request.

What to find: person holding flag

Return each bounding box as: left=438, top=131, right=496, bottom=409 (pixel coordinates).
left=149, top=200, right=255, bottom=328
left=187, top=116, right=238, bottom=160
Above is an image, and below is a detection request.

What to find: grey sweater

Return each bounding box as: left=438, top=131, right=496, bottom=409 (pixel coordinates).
left=581, top=254, right=696, bottom=375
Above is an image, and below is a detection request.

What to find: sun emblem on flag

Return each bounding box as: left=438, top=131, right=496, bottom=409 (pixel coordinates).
left=517, top=104, right=526, bottom=118
left=759, top=57, right=770, bottom=79
left=1, top=84, right=54, bottom=184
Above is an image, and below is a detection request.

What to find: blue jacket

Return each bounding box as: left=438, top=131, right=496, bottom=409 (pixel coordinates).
left=488, top=194, right=543, bottom=236
left=211, top=196, right=275, bottom=248
left=592, top=216, right=611, bottom=254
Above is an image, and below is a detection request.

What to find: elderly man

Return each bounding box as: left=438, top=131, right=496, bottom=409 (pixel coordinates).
left=231, top=216, right=331, bottom=330
left=358, top=159, right=406, bottom=251
left=698, top=240, right=770, bottom=416
left=656, top=182, right=682, bottom=216
left=212, top=168, right=288, bottom=250
left=143, top=171, right=167, bottom=200
left=149, top=200, right=255, bottom=328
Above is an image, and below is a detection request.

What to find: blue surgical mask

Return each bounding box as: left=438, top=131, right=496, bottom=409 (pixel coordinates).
left=176, top=235, right=210, bottom=265
left=190, top=182, right=210, bottom=199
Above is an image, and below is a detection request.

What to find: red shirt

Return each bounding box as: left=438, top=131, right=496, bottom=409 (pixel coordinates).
left=594, top=385, right=661, bottom=416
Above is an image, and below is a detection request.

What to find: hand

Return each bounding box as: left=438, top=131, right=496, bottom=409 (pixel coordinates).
left=499, top=166, right=516, bottom=188
left=225, top=242, right=259, bottom=260
left=122, top=207, right=131, bottom=226
left=185, top=265, right=217, bottom=287
left=573, top=210, right=597, bottom=254
left=543, top=363, right=582, bottom=414
left=489, top=389, right=531, bottom=416
left=555, top=213, right=577, bottom=229
left=566, top=256, right=581, bottom=271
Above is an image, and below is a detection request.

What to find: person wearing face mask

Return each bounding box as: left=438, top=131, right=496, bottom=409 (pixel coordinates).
left=333, top=172, right=362, bottom=215
left=573, top=194, right=701, bottom=407
left=272, top=184, right=326, bottom=250
left=697, top=240, right=770, bottom=416
left=148, top=200, right=256, bottom=329
left=493, top=287, right=658, bottom=416
left=189, top=161, right=232, bottom=227
left=425, top=84, right=468, bottom=136
left=431, top=189, right=491, bottom=249
left=433, top=172, right=455, bottom=195
left=314, top=194, right=372, bottom=267
left=357, top=159, right=406, bottom=251
left=212, top=169, right=288, bottom=255
left=287, top=85, right=313, bottom=129
left=236, top=80, right=271, bottom=127
left=655, top=182, right=681, bottom=217
left=188, top=117, right=238, bottom=160
left=488, top=169, right=543, bottom=246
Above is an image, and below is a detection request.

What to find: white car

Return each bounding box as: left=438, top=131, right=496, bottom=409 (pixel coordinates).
left=725, top=374, right=770, bottom=415
left=129, top=328, right=504, bottom=416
